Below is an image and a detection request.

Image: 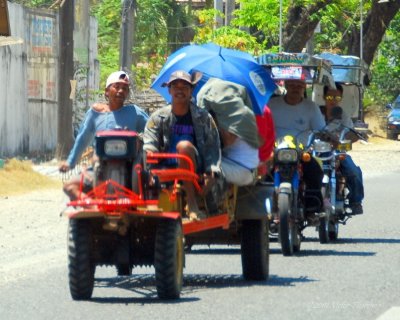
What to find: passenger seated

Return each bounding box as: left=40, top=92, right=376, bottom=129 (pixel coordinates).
left=196, top=78, right=260, bottom=186
left=143, top=70, right=221, bottom=221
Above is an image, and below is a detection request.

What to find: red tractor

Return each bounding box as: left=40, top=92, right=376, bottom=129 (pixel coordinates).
left=65, top=129, right=269, bottom=300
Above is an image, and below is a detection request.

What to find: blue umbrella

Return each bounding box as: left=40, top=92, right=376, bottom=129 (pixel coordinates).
left=151, top=43, right=276, bottom=114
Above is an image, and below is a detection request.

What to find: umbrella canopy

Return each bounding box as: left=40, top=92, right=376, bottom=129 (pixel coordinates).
left=151, top=43, right=276, bottom=114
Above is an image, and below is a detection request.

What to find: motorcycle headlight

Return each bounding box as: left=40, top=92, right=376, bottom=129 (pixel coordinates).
left=314, top=140, right=332, bottom=152
left=338, top=140, right=352, bottom=152
left=104, top=140, right=128, bottom=156
left=388, top=116, right=395, bottom=122
left=276, top=149, right=298, bottom=163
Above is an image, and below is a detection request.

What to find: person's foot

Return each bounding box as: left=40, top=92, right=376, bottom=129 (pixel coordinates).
left=350, top=203, right=363, bottom=215
left=185, top=204, right=207, bottom=221
left=188, top=209, right=207, bottom=221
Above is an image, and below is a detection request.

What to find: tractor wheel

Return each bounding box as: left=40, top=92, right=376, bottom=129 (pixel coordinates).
left=241, top=219, right=269, bottom=281
left=116, top=264, right=132, bottom=276
left=68, top=219, right=95, bottom=300
left=154, top=219, right=184, bottom=299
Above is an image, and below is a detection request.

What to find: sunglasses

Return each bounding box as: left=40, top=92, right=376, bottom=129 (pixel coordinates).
left=325, top=95, right=342, bottom=102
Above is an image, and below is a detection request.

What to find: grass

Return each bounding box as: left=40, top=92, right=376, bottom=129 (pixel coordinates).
left=0, top=158, right=62, bottom=197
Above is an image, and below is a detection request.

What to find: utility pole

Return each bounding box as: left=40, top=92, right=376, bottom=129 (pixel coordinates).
left=57, top=0, right=74, bottom=158
left=225, top=0, right=235, bottom=26
left=120, top=0, right=135, bottom=76
left=214, top=0, right=223, bottom=28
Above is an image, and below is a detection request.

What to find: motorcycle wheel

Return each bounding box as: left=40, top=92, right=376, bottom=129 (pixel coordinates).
left=67, top=219, right=95, bottom=300
left=328, top=220, right=339, bottom=241
left=278, top=192, right=295, bottom=256
left=318, top=216, right=330, bottom=244
left=292, top=226, right=302, bottom=253
left=154, top=219, right=184, bottom=299
left=241, top=219, right=269, bottom=281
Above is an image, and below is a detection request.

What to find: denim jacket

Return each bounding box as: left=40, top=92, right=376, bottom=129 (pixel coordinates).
left=143, top=102, right=221, bottom=174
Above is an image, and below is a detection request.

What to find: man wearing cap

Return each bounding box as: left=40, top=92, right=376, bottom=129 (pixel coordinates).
left=269, top=78, right=326, bottom=214
left=143, top=70, right=221, bottom=221
left=59, top=71, right=149, bottom=200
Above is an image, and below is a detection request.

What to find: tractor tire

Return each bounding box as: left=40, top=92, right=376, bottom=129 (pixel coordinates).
left=241, top=219, right=269, bottom=281
left=68, top=219, right=95, bottom=300
left=154, top=219, right=184, bottom=299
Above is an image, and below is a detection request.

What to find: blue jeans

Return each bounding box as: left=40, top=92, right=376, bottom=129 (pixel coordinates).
left=340, top=155, right=364, bottom=204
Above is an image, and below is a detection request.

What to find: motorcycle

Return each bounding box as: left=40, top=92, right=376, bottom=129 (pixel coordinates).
left=269, top=134, right=320, bottom=256
left=310, top=118, right=365, bottom=243
left=64, top=129, right=269, bottom=301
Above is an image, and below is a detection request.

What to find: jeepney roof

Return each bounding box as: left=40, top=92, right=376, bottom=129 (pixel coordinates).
left=314, top=52, right=370, bottom=86
left=257, top=52, right=332, bottom=68
left=257, top=52, right=334, bottom=86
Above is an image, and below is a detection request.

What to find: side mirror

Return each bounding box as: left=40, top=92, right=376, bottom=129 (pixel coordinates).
left=385, top=103, right=393, bottom=110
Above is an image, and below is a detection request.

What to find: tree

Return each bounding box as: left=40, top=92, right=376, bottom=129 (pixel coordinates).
left=365, top=13, right=400, bottom=106
left=348, top=0, right=400, bottom=66
left=234, top=0, right=400, bottom=66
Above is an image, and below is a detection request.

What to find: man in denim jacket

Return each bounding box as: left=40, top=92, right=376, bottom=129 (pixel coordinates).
left=144, top=70, right=221, bottom=220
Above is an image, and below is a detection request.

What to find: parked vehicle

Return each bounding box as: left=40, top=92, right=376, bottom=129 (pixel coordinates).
left=385, top=95, right=400, bottom=140
left=64, top=129, right=269, bottom=300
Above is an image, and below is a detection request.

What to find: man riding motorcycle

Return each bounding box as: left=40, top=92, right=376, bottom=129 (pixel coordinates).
left=320, top=83, right=364, bottom=215
left=269, top=78, right=325, bottom=216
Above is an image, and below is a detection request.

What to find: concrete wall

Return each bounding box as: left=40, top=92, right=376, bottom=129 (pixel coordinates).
left=0, top=1, right=98, bottom=158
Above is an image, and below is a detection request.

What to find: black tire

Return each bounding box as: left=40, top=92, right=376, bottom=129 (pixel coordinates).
left=318, top=216, right=330, bottom=244
left=154, top=219, right=184, bottom=300
left=116, top=264, right=132, bottom=276
left=387, top=131, right=397, bottom=140
left=292, top=226, right=302, bottom=253
left=68, top=219, right=95, bottom=300
left=328, top=220, right=339, bottom=241
left=278, top=193, right=294, bottom=256
left=241, top=219, right=269, bottom=281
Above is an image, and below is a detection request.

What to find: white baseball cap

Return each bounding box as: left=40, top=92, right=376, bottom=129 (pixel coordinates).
left=105, top=71, right=130, bottom=89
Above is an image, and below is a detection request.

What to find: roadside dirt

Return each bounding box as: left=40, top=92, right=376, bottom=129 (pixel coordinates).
left=350, top=113, right=400, bottom=177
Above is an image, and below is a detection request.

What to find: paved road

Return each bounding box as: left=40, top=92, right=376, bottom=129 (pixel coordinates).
left=0, top=172, right=399, bottom=320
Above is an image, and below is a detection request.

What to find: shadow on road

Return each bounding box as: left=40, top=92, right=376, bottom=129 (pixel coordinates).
left=287, top=236, right=400, bottom=245
left=296, top=249, right=376, bottom=257
left=268, top=247, right=376, bottom=256
left=187, top=247, right=240, bottom=255
left=335, top=237, right=400, bottom=244
left=91, top=272, right=313, bottom=303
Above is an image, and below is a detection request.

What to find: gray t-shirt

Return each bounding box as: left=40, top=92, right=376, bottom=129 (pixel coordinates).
left=269, top=95, right=326, bottom=145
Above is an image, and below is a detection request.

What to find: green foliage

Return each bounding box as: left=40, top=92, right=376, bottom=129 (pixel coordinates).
left=21, top=0, right=400, bottom=104
left=193, top=9, right=262, bottom=55
left=233, top=0, right=282, bottom=48
left=91, top=0, right=121, bottom=86
left=14, top=0, right=53, bottom=8
left=365, top=13, right=400, bottom=107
